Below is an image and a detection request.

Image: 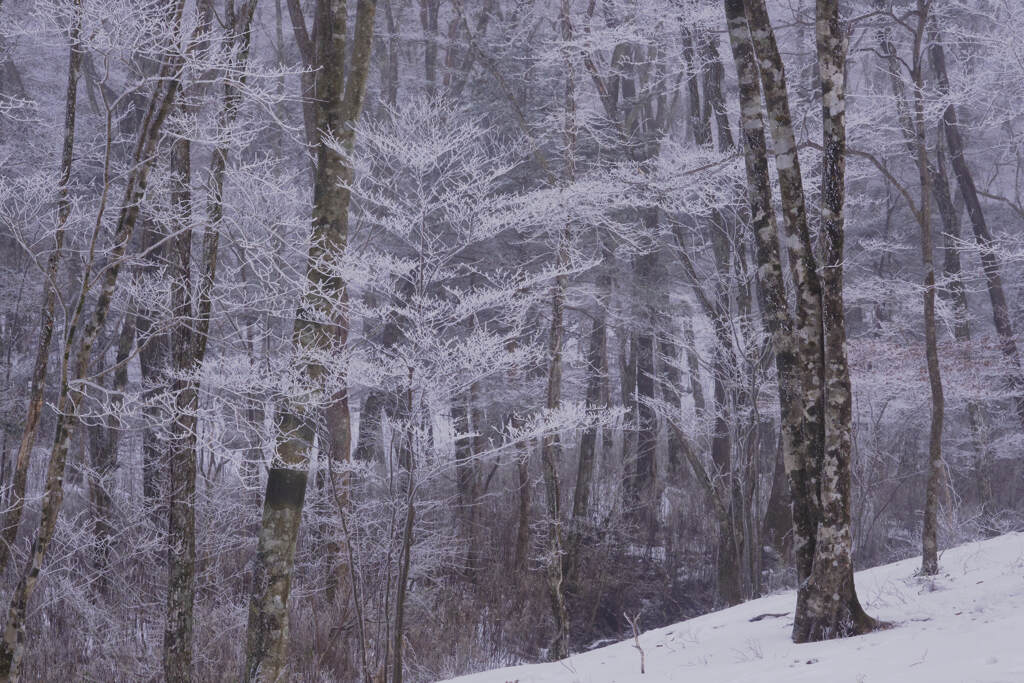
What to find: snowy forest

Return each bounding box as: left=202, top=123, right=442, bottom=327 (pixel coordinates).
left=0, top=0, right=1023, bottom=680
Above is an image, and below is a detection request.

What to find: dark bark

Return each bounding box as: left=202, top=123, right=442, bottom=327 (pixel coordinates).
left=86, top=310, right=134, bottom=593
left=928, top=23, right=1024, bottom=428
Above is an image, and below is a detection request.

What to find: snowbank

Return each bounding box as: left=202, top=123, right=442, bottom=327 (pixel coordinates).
left=443, top=532, right=1024, bottom=682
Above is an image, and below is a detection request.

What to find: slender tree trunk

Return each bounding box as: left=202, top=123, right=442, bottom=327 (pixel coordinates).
left=635, top=324, right=658, bottom=545
left=513, top=431, right=531, bottom=573
left=934, top=137, right=992, bottom=507
left=86, top=310, right=134, bottom=593
left=928, top=23, right=1024, bottom=428
left=909, top=5, right=946, bottom=576
left=164, top=5, right=258, bottom=674
left=0, top=10, right=187, bottom=672
left=0, top=2, right=83, bottom=574
left=571, top=314, right=606, bottom=524
left=533, top=1, right=576, bottom=660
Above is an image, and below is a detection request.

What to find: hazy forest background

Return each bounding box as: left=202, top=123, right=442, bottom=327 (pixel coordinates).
left=1, top=0, right=1023, bottom=680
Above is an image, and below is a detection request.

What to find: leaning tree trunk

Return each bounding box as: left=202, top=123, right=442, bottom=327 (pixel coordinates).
left=928, top=22, right=1024, bottom=428
left=741, top=0, right=827, bottom=610
left=242, top=1, right=376, bottom=680
left=0, top=2, right=83, bottom=575
left=724, top=0, right=797, bottom=577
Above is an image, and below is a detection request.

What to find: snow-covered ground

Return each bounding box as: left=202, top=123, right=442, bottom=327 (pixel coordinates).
left=443, top=532, right=1024, bottom=683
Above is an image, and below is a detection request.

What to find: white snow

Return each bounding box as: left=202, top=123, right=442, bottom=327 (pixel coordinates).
left=442, top=532, right=1024, bottom=683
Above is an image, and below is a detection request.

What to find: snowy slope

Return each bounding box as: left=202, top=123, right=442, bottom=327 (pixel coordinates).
left=443, top=532, right=1024, bottom=683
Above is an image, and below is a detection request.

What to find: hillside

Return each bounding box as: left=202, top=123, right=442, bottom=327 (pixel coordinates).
left=444, top=533, right=1024, bottom=683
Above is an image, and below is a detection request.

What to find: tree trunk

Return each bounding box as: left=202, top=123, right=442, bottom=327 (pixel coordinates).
left=86, top=310, right=134, bottom=593
left=242, top=2, right=376, bottom=680
left=928, top=23, right=1024, bottom=428
left=730, top=0, right=877, bottom=642
left=513, top=431, right=531, bottom=573
left=0, top=3, right=83, bottom=574
left=793, top=0, right=876, bottom=641
left=0, top=9, right=187, bottom=672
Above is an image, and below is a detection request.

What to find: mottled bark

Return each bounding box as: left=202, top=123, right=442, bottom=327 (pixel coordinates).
left=0, top=4, right=83, bottom=574
left=729, top=0, right=877, bottom=642
left=740, top=1, right=828, bottom=615
left=797, top=0, right=875, bottom=641
left=242, top=1, right=376, bottom=680
left=0, top=5, right=187, bottom=672
left=725, top=0, right=797, bottom=575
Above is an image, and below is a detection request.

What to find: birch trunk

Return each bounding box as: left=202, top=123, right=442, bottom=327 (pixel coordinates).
left=800, top=0, right=875, bottom=640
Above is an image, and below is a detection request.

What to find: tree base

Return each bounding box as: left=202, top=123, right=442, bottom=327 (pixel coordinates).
left=792, top=591, right=889, bottom=643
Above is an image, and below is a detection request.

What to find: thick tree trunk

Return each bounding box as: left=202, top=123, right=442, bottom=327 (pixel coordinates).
left=729, top=0, right=877, bottom=642
left=799, top=0, right=875, bottom=641
left=242, top=2, right=376, bottom=680
left=742, top=0, right=828, bottom=611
